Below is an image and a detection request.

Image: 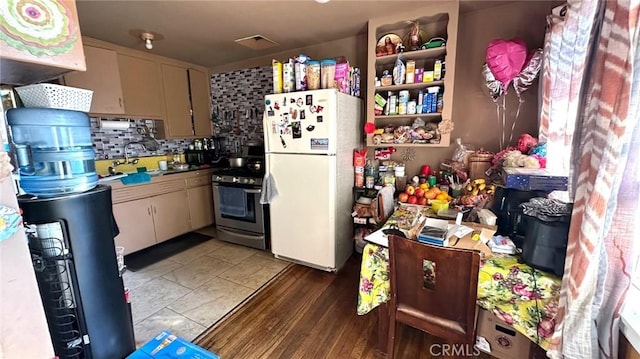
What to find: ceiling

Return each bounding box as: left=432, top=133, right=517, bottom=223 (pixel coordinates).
left=75, top=1, right=510, bottom=69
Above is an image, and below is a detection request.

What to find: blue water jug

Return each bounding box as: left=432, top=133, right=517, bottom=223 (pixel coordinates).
left=7, top=108, right=98, bottom=197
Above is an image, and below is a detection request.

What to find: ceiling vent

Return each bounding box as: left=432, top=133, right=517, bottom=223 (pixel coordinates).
left=234, top=35, right=279, bottom=50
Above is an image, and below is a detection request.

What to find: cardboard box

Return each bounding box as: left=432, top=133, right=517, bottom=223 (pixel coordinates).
left=476, top=309, right=531, bottom=359
left=127, top=330, right=219, bottom=359
left=503, top=167, right=568, bottom=191
left=448, top=222, right=495, bottom=259
left=272, top=59, right=283, bottom=94
left=405, top=60, right=415, bottom=84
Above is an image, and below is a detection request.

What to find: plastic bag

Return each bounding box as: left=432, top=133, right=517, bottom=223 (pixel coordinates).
left=392, top=56, right=406, bottom=85
left=452, top=138, right=468, bottom=162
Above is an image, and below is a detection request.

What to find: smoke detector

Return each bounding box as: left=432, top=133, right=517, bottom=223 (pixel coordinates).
left=234, top=35, right=279, bottom=50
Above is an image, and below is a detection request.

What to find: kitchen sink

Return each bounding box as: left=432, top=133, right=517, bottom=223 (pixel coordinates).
left=98, top=168, right=195, bottom=184
left=97, top=173, right=128, bottom=184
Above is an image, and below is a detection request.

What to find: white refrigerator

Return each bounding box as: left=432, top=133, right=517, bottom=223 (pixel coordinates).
left=263, top=89, right=362, bottom=271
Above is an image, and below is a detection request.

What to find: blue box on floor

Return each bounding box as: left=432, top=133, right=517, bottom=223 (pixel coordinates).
left=503, top=167, right=568, bottom=191
left=127, top=331, right=219, bottom=359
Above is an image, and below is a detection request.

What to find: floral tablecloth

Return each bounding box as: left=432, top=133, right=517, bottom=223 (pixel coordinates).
left=357, top=242, right=561, bottom=350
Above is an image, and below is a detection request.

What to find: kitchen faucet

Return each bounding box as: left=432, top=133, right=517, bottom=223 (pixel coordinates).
left=112, top=142, right=145, bottom=166
left=124, top=142, right=145, bottom=165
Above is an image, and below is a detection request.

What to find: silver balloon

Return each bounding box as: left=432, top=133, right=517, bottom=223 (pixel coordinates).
left=513, top=49, right=543, bottom=97
left=482, top=63, right=503, bottom=102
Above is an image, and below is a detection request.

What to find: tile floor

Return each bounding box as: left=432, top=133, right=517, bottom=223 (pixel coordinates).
left=123, top=226, right=289, bottom=346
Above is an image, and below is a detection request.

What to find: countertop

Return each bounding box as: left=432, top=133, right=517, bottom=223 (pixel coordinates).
left=102, top=167, right=215, bottom=190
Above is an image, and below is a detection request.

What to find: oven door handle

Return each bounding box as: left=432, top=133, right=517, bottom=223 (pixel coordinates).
left=217, top=227, right=264, bottom=240
left=211, top=184, right=261, bottom=194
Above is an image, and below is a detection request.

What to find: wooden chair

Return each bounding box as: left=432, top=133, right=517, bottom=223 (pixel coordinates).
left=387, top=235, right=481, bottom=358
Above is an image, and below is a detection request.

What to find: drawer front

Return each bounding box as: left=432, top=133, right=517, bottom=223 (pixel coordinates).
left=112, top=179, right=186, bottom=203
left=186, top=174, right=211, bottom=188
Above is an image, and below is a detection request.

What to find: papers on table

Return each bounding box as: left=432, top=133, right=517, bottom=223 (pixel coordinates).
left=365, top=216, right=476, bottom=248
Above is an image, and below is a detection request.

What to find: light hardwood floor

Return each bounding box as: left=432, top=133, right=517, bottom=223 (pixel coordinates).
left=195, top=254, right=494, bottom=359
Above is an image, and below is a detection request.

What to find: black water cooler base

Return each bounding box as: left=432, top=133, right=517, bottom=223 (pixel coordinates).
left=20, top=185, right=135, bottom=359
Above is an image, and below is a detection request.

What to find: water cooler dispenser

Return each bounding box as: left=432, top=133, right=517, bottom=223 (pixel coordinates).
left=8, top=108, right=135, bottom=358
left=6, top=108, right=98, bottom=197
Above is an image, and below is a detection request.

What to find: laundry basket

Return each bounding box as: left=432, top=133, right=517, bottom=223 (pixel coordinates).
left=15, top=84, right=93, bottom=112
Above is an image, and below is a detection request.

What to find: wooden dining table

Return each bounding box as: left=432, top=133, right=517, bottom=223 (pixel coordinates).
left=357, top=206, right=562, bottom=354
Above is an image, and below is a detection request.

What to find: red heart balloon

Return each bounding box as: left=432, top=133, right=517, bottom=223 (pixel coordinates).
left=486, top=38, right=528, bottom=92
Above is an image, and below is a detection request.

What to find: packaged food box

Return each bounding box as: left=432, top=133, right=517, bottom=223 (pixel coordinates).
left=374, top=93, right=387, bottom=108
left=502, top=167, right=568, bottom=191
left=423, top=70, right=434, bottom=82
left=414, top=68, right=424, bottom=83
left=272, top=59, right=283, bottom=94
left=353, top=148, right=367, bottom=167
left=127, top=330, right=219, bottom=359
left=282, top=61, right=295, bottom=93
left=405, top=60, right=415, bottom=84
left=294, top=62, right=307, bottom=91
left=334, top=62, right=350, bottom=94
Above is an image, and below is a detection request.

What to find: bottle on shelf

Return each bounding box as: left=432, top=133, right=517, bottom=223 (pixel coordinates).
left=364, top=160, right=377, bottom=189
left=434, top=59, right=443, bottom=80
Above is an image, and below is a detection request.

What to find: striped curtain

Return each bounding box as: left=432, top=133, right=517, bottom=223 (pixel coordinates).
left=544, top=1, right=640, bottom=358
left=538, top=1, right=600, bottom=178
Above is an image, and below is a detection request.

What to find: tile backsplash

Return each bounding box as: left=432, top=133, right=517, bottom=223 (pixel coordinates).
left=91, top=118, right=189, bottom=160
left=91, top=66, right=273, bottom=159
left=210, top=66, right=272, bottom=153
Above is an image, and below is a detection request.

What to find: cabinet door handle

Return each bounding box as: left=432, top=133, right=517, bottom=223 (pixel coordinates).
left=153, top=206, right=157, bottom=214
left=148, top=207, right=151, bottom=215
left=119, top=98, right=123, bottom=109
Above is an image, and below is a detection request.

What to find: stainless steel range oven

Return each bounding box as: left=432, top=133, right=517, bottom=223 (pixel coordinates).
left=212, top=169, right=269, bottom=250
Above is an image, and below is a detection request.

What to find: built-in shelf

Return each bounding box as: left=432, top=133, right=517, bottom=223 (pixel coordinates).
left=375, top=47, right=447, bottom=66
left=375, top=113, right=441, bottom=120
left=375, top=80, right=444, bottom=92
left=366, top=142, right=448, bottom=148
left=366, top=5, right=458, bottom=150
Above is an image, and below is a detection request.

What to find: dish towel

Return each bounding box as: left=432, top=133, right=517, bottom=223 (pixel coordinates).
left=219, top=187, right=247, bottom=217
left=260, top=174, right=278, bottom=204
left=378, top=185, right=395, bottom=220
left=120, top=173, right=151, bottom=185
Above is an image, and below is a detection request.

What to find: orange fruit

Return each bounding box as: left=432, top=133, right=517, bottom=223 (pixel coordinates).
left=425, top=190, right=437, bottom=200
left=432, top=187, right=441, bottom=195
left=419, top=183, right=429, bottom=191
left=436, top=193, right=447, bottom=201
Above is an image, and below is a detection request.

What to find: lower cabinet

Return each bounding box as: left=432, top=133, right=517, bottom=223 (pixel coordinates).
left=113, top=197, right=156, bottom=255
left=153, top=190, right=190, bottom=243
left=112, top=170, right=214, bottom=255
left=113, top=190, right=190, bottom=255
left=187, top=184, right=214, bottom=230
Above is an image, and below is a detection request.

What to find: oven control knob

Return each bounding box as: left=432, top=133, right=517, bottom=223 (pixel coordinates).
left=248, top=178, right=256, bottom=184
left=214, top=176, right=223, bottom=181
left=242, top=178, right=250, bottom=184
left=232, top=177, right=239, bottom=183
